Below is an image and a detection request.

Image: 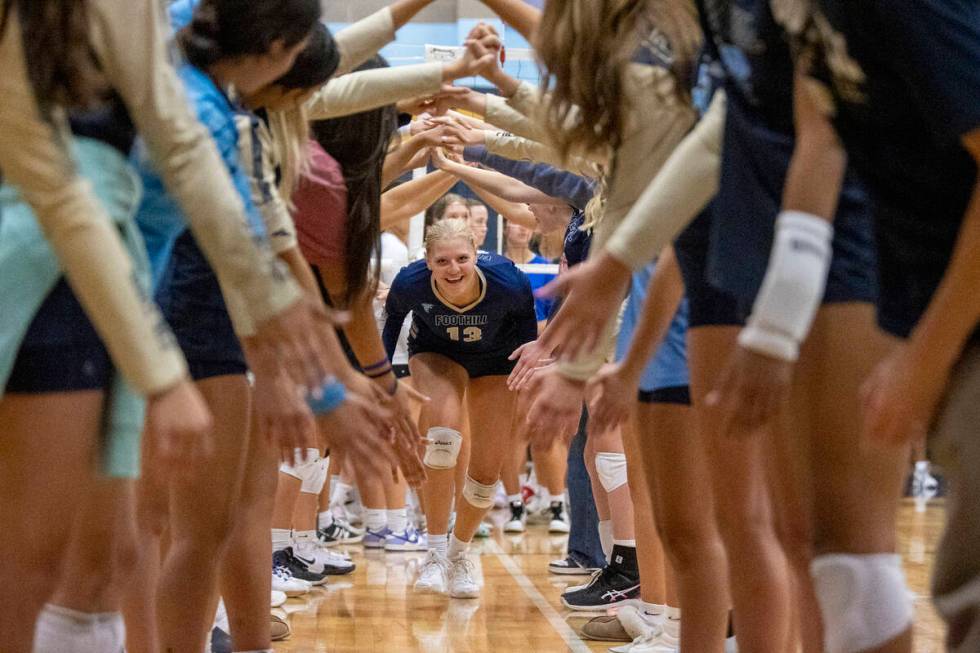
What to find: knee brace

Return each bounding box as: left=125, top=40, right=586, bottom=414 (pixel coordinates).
left=811, top=553, right=914, bottom=653
left=595, top=452, right=628, bottom=493
left=279, top=449, right=328, bottom=494
left=462, top=475, right=495, bottom=509
left=423, top=427, right=462, bottom=469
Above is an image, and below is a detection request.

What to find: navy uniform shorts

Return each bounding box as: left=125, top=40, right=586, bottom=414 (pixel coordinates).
left=157, top=230, right=247, bottom=381
left=407, top=327, right=521, bottom=379
left=7, top=279, right=113, bottom=393
left=673, top=207, right=744, bottom=329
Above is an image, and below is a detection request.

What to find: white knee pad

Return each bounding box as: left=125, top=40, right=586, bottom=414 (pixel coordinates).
left=462, top=475, right=496, bottom=509
left=279, top=449, right=327, bottom=494
left=595, top=452, right=628, bottom=493
left=811, top=553, right=914, bottom=653
left=423, top=427, right=462, bottom=469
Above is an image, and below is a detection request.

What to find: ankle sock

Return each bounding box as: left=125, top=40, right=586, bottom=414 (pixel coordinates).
left=641, top=601, right=666, bottom=619
left=271, top=528, right=292, bottom=553
left=429, top=533, right=448, bottom=557
left=293, top=530, right=318, bottom=557
left=317, top=510, right=334, bottom=530
left=364, top=508, right=387, bottom=532
left=34, top=604, right=124, bottom=653
left=330, top=481, right=353, bottom=509
left=447, top=534, right=470, bottom=560
left=664, top=606, right=681, bottom=639
left=387, top=508, right=408, bottom=533
left=507, top=493, right=523, bottom=505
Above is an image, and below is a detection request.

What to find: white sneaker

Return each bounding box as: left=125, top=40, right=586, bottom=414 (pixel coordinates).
left=503, top=501, right=527, bottom=533
left=448, top=556, right=480, bottom=599
left=272, top=564, right=311, bottom=597
left=615, top=628, right=680, bottom=653
left=270, top=590, right=288, bottom=608
left=414, top=550, right=449, bottom=594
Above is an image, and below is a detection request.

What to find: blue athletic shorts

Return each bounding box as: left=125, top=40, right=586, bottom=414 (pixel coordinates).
left=157, top=230, right=247, bottom=381
left=708, top=99, right=878, bottom=309
left=673, top=208, right=744, bottom=329
left=6, top=278, right=113, bottom=393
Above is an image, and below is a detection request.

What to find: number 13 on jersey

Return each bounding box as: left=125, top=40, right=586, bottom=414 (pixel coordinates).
left=446, top=326, right=483, bottom=342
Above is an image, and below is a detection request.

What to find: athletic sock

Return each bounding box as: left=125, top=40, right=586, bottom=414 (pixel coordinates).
left=387, top=508, right=408, bottom=533
left=613, top=538, right=637, bottom=547
left=293, top=529, right=319, bottom=558
left=447, top=534, right=470, bottom=560
left=641, top=601, right=666, bottom=620
left=317, top=510, right=335, bottom=531
left=915, top=460, right=930, bottom=474
left=271, top=528, right=292, bottom=553
left=598, top=520, right=614, bottom=561
left=539, top=489, right=552, bottom=505
left=507, top=493, right=523, bottom=505
left=664, top=606, right=681, bottom=640
left=34, top=604, right=124, bottom=653
left=364, top=508, right=387, bottom=532
left=330, top=481, right=353, bottom=509
left=429, top=533, right=448, bottom=557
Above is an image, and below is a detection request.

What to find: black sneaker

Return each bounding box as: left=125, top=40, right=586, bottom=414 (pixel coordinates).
left=210, top=626, right=232, bottom=653
left=548, top=555, right=600, bottom=575
left=548, top=500, right=570, bottom=534
left=503, top=501, right=527, bottom=533
left=561, top=545, right=640, bottom=610
left=275, top=548, right=328, bottom=586
left=317, top=518, right=364, bottom=546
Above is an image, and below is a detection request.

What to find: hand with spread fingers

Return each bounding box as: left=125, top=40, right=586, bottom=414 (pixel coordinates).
left=706, top=344, right=792, bottom=440
left=524, top=366, right=585, bottom=448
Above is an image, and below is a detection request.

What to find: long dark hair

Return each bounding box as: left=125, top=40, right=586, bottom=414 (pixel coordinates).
left=178, top=0, right=320, bottom=70
left=310, top=56, right=397, bottom=307
left=1, top=0, right=101, bottom=117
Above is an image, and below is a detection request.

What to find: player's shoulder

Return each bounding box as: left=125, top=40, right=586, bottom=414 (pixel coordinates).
left=477, top=251, right=521, bottom=277
left=392, top=258, right=431, bottom=289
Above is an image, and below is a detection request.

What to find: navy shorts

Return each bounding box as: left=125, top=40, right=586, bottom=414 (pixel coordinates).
left=708, top=99, right=878, bottom=310
left=637, top=385, right=691, bottom=405
left=157, top=231, right=247, bottom=381
left=392, top=364, right=411, bottom=379
left=674, top=208, right=743, bottom=328
left=6, top=279, right=113, bottom=393
left=408, top=329, right=518, bottom=379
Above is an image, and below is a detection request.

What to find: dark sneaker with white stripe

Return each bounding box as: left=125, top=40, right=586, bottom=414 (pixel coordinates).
left=561, top=545, right=640, bottom=610
left=276, top=548, right=328, bottom=586
left=317, top=518, right=363, bottom=546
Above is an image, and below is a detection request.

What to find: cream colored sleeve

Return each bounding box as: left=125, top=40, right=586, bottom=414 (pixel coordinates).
left=506, top=80, right=546, bottom=122
left=234, top=115, right=297, bottom=256
left=0, top=12, right=186, bottom=395
left=89, top=0, right=302, bottom=327
left=605, top=91, right=726, bottom=271
left=484, top=93, right=546, bottom=142
left=557, top=64, right=698, bottom=382
left=334, top=7, right=396, bottom=76
left=306, top=63, right=444, bottom=121
left=484, top=132, right=601, bottom=179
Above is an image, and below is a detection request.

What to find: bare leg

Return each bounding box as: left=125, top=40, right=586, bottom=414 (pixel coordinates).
left=0, top=391, right=104, bottom=653
left=622, top=415, right=666, bottom=606
left=156, top=375, right=251, bottom=652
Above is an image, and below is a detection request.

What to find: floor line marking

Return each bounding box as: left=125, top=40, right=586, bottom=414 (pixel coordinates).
left=485, top=539, right=593, bottom=653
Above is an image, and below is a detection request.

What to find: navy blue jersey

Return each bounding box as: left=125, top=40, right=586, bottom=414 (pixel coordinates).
left=382, top=252, right=538, bottom=361
left=792, top=0, right=980, bottom=336
left=563, top=210, right=592, bottom=269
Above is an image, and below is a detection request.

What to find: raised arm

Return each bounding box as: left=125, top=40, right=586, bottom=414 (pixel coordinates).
left=333, top=0, right=436, bottom=76
left=464, top=146, right=596, bottom=210
left=469, top=186, right=538, bottom=230
left=380, top=170, right=458, bottom=230
left=432, top=148, right=562, bottom=205
left=478, top=0, right=540, bottom=42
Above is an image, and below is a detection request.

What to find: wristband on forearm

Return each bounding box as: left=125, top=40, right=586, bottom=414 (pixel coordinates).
left=307, top=379, right=347, bottom=415
left=738, top=211, right=833, bottom=362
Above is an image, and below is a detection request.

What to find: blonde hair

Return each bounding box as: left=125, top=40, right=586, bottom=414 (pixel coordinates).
left=424, top=218, right=477, bottom=253
left=581, top=174, right=609, bottom=231
left=267, top=105, right=311, bottom=204
left=536, top=0, right=701, bottom=163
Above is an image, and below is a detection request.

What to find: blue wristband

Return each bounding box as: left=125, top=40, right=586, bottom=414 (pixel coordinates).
left=307, top=380, right=347, bottom=415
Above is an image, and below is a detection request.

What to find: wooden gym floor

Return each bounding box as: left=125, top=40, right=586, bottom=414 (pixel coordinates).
left=276, top=500, right=947, bottom=652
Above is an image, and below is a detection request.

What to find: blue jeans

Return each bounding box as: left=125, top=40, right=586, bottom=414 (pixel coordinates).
left=566, top=408, right=605, bottom=568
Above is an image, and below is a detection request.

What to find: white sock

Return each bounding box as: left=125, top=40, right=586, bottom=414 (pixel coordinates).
left=664, top=606, right=681, bottom=639
left=34, top=604, right=125, bottom=653
left=613, top=539, right=637, bottom=547
left=447, top=534, right=470, bottom=560
left=364, top=508, right=387, bottom=532
left=539, top=489, right=552, bottom=505
left=507, top=493, right=523, bottom=504
left=271, top=528, right=292, bottom=552
left=598, top=520, right=614, bottom=561
left=330, top=481, right=353, bottom=508
left=293, top=529, right=318, bottom=557
left=317, top=510, right=335, bottom=530
left=641, top=601, right=666, bottom=619
left=429, top=533, right=448, bottom=557
left=387, top=508, right=408, bottom=533
left=915, top=460, right=930, bottom=473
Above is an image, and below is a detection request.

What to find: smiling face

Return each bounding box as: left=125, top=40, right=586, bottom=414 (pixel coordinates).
left=426, top=237, right=478, bottom=301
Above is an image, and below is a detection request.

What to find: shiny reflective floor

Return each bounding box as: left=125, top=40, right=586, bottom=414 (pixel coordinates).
left=276, top=500, right=947, bottom=652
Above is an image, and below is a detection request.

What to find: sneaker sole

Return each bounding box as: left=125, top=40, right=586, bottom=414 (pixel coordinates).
left=414, top=582, right=447, bottom=594
left=363, top=541, right=387, bottom=549
left=503, top=524, right=526, bottom=533
left=549, top=521, right=571, bottom=534
left=548, top=566, right=596, bottom=575
left=449, top=588, right=480, bottom=599
left=323, top=565, right=356, bottom=575
left=280, top=587, right=309, bottom=597
left=560, top=596, right=634, bottom=611
left=385, top=543, right=427, bottom=552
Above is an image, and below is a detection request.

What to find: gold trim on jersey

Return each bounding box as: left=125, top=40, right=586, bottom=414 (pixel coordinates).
left=431, top=267, right=487, bottom=314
